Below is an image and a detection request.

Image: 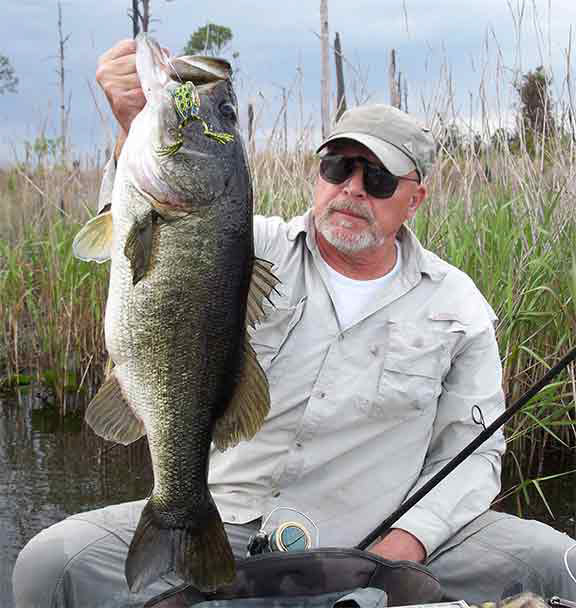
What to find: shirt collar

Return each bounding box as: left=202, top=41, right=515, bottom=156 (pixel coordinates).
left=285, top=209, right=446, bottom=283
left=286, top=210, right=311, bottom=241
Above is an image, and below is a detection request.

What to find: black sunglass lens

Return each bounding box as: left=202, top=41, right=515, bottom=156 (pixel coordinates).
left=320, top=155, right=354, bottom=184
left=320, top=155, right=400, bottom=198
left=364, top=164, right=398, bottom=198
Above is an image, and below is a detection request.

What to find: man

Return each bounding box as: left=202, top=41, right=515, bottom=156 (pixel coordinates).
left=13, top=40, right=576, bottom=607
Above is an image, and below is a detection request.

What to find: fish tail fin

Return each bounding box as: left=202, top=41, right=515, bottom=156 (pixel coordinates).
left=174, top=497, right=236, bottom=592
left=126, top=496, right=236, bottom=593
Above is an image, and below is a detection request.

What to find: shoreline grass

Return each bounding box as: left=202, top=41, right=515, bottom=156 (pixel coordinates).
left=2, top=48, right=576, bottom=515
left=1, top=147, right=574, bottom=463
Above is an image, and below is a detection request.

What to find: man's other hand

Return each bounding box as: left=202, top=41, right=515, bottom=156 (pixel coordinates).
left=369, top=528, right=426, bottom=563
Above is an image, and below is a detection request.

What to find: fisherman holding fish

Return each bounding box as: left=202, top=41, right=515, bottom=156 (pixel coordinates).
left=13, top=37, right=576, bottom=608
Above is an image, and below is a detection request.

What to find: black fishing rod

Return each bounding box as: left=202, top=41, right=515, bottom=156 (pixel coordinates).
left=356, top=345, right=576, bottom=551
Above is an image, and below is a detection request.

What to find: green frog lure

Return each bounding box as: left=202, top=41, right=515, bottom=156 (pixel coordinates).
left=158, top=81, right=234, bottom=157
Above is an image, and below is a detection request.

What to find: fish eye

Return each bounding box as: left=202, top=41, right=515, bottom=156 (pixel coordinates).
left=219, top=102, right=237, bottom=122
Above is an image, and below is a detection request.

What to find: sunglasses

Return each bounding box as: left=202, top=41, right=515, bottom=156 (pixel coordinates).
left=319, top=154, right=420, bottom=199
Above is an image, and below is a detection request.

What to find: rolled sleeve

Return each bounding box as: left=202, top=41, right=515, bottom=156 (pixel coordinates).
left=394, top=321, right=506, bottom=556
left=253, top=214, right=292, bottom=261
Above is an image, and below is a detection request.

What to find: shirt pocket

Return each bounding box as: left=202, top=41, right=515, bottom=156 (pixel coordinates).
left=249, top=296, right=306, bottom=372
left=373, top=323, right=447, bottom=417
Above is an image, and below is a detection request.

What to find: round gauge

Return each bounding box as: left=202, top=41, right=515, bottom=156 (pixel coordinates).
left=270, top=521, right=312, bottom=552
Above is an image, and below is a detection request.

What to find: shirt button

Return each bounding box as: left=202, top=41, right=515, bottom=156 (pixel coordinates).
left=295, top=442, right=302, bottom=449
left=272, top=491, right=281, bottom=498
left=230, top=514, right=237, bottom=521
left=370, top=346, right=379, bottom=356
left=317, top=391, right=326, bottom=399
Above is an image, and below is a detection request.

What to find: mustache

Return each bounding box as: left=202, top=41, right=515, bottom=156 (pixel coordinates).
left=324, top=199, right=375, bottom=223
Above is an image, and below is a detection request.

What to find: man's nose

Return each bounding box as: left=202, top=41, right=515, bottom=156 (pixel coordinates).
left=342, top=165, right=366, bottom=198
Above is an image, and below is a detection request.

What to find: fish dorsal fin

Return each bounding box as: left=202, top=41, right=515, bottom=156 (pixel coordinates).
left=72, top=211, right=113, bottom=263
left=246, top=258, right=280, bottom=329
left=85, top=368, right=146, bottom=445
left=212, top=337, right=270, bottom=451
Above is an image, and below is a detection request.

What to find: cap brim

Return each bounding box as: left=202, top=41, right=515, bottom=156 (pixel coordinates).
left=316, top=132, right=416, bottom=177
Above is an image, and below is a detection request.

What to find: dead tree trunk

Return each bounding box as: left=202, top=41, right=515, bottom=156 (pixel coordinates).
left=57, top=1, right=70, bottom=167
left=131, top=0, right=150, bottom=36
left=141, top=0, right=150, bottom=33
left=403, top=77, right=409, bottom=113
left=282, top=87, right=288, bottom=154
left=247, top=103, right=255, bottom=159
left=131, top=0, right=140, bottom=37
left=334, top=31, right=347, bottom=121
left=389, top=49, right=401, bottom=109
left=320, top=0, right=331, bottom=138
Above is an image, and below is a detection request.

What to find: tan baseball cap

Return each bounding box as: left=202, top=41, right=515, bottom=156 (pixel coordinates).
left=316, top=104, right=436, bottom=179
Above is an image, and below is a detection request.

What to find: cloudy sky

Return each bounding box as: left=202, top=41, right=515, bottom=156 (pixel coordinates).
left=1, top=0, right=576, bottom=165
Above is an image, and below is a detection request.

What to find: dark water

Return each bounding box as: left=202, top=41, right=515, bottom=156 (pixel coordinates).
left=1, top=389, right=574, bottom=608
left=0, top=388, right=153, bottom=607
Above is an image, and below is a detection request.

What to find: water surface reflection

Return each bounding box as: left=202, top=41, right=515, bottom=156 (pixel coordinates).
left=0, top=389, right=152, bottom=607
left=1, top=389, right=574, bottom=607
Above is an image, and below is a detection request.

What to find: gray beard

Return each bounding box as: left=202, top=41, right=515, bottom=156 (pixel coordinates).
left=315, top=200, right=385, bottom=253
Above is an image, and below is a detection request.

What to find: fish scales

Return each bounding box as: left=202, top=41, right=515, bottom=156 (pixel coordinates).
left=108, top=185, right=252, bottom=510
left=73, top=33, right=276, bottom=594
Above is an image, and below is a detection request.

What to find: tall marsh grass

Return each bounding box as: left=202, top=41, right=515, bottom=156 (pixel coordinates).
left=1, top=140, right=574, bottom=469
left=0, top=163, right=108, bottom=412
left=1, top=16, right=575, bottom=515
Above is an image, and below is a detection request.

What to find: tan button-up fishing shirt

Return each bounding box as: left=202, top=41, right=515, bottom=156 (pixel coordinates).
left=209, top=211, right=506, bottom=556
left=98, top=163, right=505, bottom=556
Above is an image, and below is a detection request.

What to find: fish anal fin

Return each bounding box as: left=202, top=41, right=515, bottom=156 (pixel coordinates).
left=124, top=212, right=156, bottom=286
left=213, top=338, right=270, bottom=451
left=85, top=369, right=145, bottom=445
left=246, top=258, right=281, bottom=329
left=72, top=211, right=113, bottom=263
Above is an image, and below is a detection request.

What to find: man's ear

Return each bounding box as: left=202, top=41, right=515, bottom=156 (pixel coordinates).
left=406, top=184, right=427, bottom=220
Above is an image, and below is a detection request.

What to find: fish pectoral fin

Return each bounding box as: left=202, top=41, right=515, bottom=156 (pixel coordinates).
left=72, top=211, right=113, bottom=263
left=246, top=258, right=281, bottom=329
left=85, top=369, right=146, bottom=445
left=124, top=212, right=156, bottom=286
left=213, top=338, right=270, bottom=451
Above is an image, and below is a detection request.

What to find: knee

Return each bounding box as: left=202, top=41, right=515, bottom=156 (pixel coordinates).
left=12, top=518, right=111, bottom=608
left=522, top=521, right=576, bottom=595
left=13, top=523, right=68, bottom=608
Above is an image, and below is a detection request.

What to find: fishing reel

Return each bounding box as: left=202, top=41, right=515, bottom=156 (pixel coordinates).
left=246, top=507, right=319, bottom=556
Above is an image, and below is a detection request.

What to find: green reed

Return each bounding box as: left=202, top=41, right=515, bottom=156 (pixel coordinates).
left=413, top=190, right=576, bottom=486
left=1, top=130, right=575, bottom=517
left=0, top=164, right=108, bottom=412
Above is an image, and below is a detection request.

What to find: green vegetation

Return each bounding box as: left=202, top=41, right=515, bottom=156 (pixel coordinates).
left=0, top=162, right=107, bottom=413
left=183, top=23, right=233, bottom=56
left=1, top=57, right=574, bottom=519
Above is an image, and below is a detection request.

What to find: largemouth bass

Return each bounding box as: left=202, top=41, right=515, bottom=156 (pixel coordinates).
left=73, top=33, right=277, bottom=593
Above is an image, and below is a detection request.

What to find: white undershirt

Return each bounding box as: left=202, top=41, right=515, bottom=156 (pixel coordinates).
left=319, top=242, right=402, bottom=329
